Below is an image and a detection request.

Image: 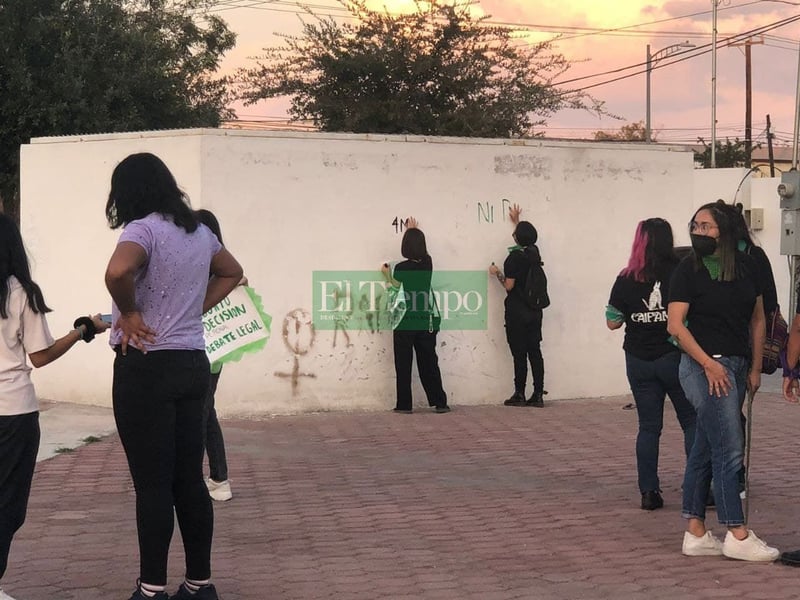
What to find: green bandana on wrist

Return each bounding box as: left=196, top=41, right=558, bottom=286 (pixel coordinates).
left=605, top=304, right=624, bottom=322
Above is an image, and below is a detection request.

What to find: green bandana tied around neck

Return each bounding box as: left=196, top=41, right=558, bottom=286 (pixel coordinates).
left=507, top=244, right=523, bottom=253
left=702, top=255, right=720, bottom=280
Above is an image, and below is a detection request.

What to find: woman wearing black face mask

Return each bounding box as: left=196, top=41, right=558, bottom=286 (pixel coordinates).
left=667, top=202, right=776, bottom=562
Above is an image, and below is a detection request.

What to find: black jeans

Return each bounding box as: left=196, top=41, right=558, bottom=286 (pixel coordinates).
left=203, top=370, right=228, bottom=482
left=505, top=312, right=544, bottom=396
left=113, top=348, right=212, bottom=585
left=0, top=411, right=39, bottom=580
left=393, top=329, right=448, bottom=410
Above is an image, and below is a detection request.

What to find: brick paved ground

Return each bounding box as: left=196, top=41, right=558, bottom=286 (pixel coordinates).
left=6, top=392, right=800, bottom=599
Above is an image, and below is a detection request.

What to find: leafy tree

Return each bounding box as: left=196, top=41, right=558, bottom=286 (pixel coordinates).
left=593, top=121, right=650, bottom=142
left=238, top=0, right=608, bottom=138
left=0, top=0, right=235, bottom=221
left=693, top=137, right=758, bottom=168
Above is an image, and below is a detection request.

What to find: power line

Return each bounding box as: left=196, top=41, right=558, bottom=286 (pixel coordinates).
left=525, top=0, right=773, bottom=43
left=208, top=0, right=800, bottom=93
left=216, top=1, right=800, bottom=94
left=552, top=13, right=800, bottom=94
left=200, top=0, right=788, bottom=40
left=213, top=0, right=800, bottom=137
left=199, top=0, right=800, bottom=47
left=199, top=0, right=800, bottom=89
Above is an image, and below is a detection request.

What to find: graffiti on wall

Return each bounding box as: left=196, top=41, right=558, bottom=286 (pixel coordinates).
left=391, top=216, right=410, bottom=233
left=273, top=308, right=317, bottom=394
left=477, top=198, right=513, bottom=224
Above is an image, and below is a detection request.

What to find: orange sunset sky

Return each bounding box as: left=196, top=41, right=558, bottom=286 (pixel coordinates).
left=213, top=0, right=800, bottom=145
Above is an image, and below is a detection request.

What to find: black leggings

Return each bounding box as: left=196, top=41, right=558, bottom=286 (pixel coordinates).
left=505, top=315, right=544, bottom=396
left=113, top=349, right=212, bottom=585
left=203, top=370, right=228, bottom=482
left=0, top=411, right=39, bottom=580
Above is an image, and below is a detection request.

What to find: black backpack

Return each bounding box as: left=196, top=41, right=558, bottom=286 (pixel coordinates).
left=521, top=247, right=550, bottom=310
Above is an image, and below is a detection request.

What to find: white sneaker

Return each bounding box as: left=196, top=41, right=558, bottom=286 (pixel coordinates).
left=205, top=478, right=232, bottom=502
left=682, top=531, right=724, bottom=556
left=722, top=529, right=780, bottom=562
left=0, top=587, right=19, bottom=600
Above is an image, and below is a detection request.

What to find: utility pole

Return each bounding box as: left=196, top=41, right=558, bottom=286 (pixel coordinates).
left=776, top=41, right=800, bottom=316
left=645, top=42, right=695, bottom=144
left=712, top=0, right=719, bottom=167
left=730, top=37, right=764, bottom=168
left=767, top=114, right=775, bottom=177
left=746, top=42, right=752, bottom=167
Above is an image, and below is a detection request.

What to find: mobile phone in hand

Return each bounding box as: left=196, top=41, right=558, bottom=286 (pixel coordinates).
left=101, top=313, right=113, bottom=324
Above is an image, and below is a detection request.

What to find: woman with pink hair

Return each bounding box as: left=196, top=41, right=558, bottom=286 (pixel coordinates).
left=606, top=218, right=696, bottom=511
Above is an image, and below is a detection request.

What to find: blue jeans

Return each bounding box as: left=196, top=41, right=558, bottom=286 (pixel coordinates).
left=679, top=354, right=748, bottom=526
left=625, top=352, right=696, bottom=494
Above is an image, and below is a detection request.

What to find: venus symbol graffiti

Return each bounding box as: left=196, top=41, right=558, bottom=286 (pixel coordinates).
left=274, top=308, right=317, bottom=395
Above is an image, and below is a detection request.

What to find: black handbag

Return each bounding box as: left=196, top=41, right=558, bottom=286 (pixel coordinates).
left=762, top=306, right=788, bottom=374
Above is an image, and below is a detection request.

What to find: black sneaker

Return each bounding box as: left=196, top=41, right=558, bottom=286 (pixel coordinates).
left=170, top=583, right=220, bottom=600
left=434, top=406, right=451, bottom=413
left=780, top=549, right=800, bottom=566
left=641, top=490, right=664, bottom=510
left=503, top=392, right=525, bottom=406
left=525, top=392, right=544, bottom=407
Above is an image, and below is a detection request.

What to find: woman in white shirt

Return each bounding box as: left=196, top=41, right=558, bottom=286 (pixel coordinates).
left=0, top=214, right=108, bottom=600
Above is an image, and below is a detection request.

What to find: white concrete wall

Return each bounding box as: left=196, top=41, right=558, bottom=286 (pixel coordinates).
left=20, top=131, right=204, bottom=408
left=692, top=166, right=753, bottom=211
left=21, top=130, right=714, bottom=415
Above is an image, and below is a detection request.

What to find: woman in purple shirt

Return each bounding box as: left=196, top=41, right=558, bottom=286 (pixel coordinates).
left=104, top=153, right=243, bottom=600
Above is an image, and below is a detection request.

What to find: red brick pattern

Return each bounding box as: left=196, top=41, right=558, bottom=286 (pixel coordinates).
left=6, top=394, right=800, bottom=599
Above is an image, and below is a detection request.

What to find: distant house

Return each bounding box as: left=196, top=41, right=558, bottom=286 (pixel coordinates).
left=752, top=145, right=795, bottom=177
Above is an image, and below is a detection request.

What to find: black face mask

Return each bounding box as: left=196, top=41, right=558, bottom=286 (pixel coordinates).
left=690, top=234, right=717, bottom=257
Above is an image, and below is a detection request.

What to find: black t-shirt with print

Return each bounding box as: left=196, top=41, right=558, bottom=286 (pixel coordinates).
left=608, top=274, right=677, bottom=361
left=668, top=252, right=761, bottom=358
left=394, top=256, right=434, bottom=331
